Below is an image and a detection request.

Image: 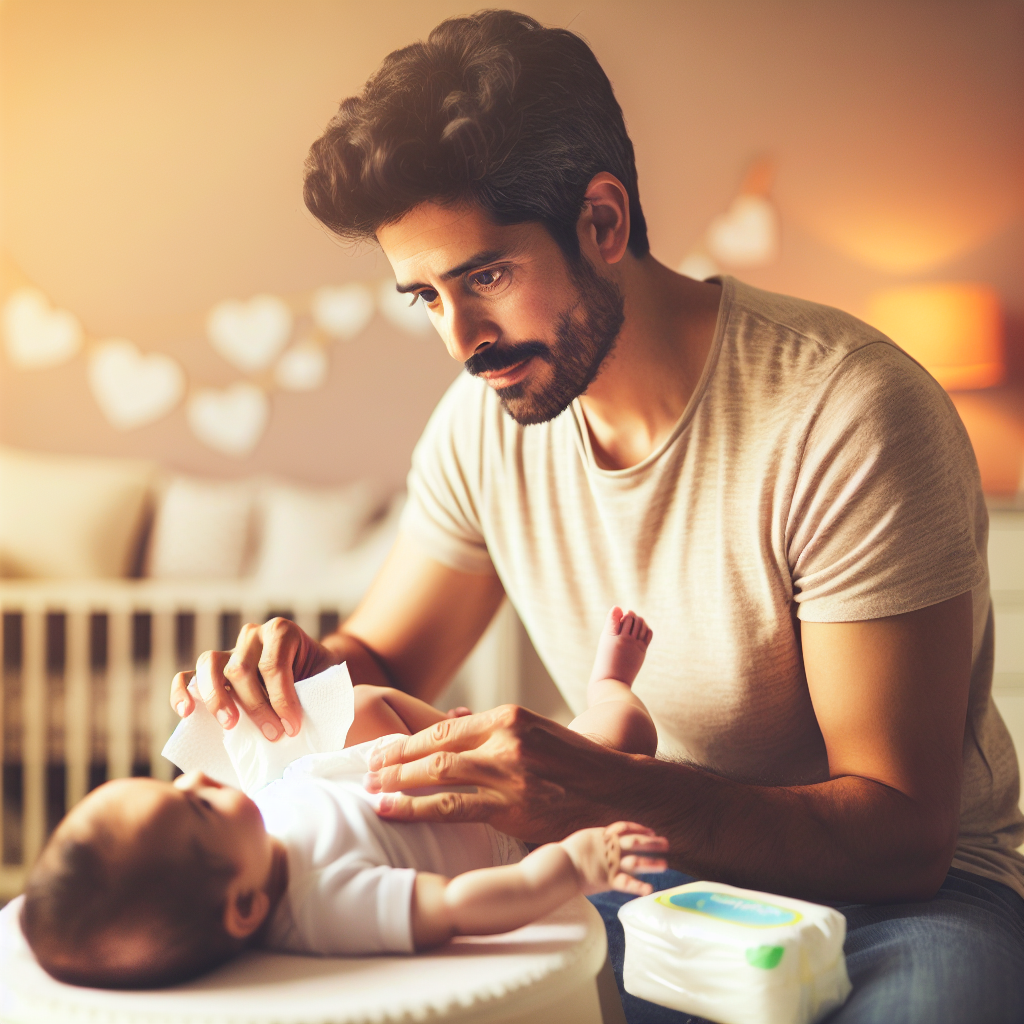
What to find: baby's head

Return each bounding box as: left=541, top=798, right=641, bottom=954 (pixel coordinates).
left=21, top=772, right=279, bottom=988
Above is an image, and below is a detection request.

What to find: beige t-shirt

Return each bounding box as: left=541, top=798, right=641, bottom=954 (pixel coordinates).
left=401, top=276, right=1024, bottom=900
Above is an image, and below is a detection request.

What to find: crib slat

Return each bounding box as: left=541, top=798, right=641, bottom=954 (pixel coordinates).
left=105, top=610, right=133, bottom=780
left=149, top=610, right=177, bottom=781
left=293, top=608, right=318, bottom=644
left=64, top=610, right=91, bottom=808
left=22, top=608, right=47, bottom=868
left=194, top=610, right=219, bottom=666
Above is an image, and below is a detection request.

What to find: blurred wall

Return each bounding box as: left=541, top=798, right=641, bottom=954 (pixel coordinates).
left=1, top=0, right=1021, bottom=488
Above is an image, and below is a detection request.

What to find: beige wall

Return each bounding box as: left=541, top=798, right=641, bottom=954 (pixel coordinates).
left=1, top=0, right=1021, bottom=488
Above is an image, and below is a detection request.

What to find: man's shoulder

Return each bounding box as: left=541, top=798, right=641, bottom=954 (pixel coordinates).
left=724, top=277, right=895, bottom=368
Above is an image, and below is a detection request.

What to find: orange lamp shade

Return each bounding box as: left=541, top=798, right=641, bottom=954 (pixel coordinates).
left=866, top=282, right=1005, bottom=391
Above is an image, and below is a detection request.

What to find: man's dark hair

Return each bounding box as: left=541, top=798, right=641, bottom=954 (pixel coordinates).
left=21, top=825, right=241, bottom=989
left=303, top=9, right=649, bottom=262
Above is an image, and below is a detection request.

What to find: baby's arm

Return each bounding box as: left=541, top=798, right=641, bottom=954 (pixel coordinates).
left=568, top=608, right=658, bottom=757
left=410, top=822, right=668, bottom=949
left=345, top=685, right=470, bottom=746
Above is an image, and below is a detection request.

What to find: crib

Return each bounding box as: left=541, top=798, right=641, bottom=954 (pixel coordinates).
left=0, top=578, right=522, bottom=901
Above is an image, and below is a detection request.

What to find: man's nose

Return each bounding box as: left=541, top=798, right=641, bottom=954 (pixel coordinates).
left=444, top=303, right=498, bottom=362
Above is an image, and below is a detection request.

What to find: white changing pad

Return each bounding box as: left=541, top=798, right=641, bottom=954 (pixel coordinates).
left=0, top=894, right=617, bottom=1024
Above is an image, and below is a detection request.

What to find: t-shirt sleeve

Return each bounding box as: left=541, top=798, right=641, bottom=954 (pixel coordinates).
left=400, top=374, right=497, bottom=575
left=789, top=342, right=987, bottom=622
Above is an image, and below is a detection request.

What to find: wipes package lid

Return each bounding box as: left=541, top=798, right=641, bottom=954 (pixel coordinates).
left=619, top=881, right=851, bottom=1024
left=161, top=663, right=355, bottom=794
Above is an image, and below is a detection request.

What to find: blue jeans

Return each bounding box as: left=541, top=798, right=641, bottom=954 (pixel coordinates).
left=589, top=868, right=1024, bottom=1024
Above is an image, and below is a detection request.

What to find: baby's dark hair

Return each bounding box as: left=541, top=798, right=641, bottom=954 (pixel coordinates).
left=303, top=9, right=649, bottom=263
left=22, top=821, right=241, bottom=989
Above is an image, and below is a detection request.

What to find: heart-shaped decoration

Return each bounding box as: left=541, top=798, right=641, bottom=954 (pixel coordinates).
left=187, top=382, right=269, bottom=456
left=377, top=280, right=433, bottom=336
left=88, top=339, right=186, bottom=429
left=706, top=194, right=779, bottom=267
left=312, top=283, right=375, bottom=339
left=3, top=288, right=83, bottom=369
left=275, top=342, right=328, bottom=391
left=206, top=295, right=292, bottom=373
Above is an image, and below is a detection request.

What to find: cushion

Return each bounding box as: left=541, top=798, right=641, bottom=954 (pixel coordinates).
left=146, top=475, right=256, bottom=580
left=0, top=445, right=155, bottom=578
left=253, top=479, right=381, bottom=584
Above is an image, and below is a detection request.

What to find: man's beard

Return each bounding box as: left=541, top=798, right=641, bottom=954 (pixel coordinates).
left=463, top=256, right=625, bottom=426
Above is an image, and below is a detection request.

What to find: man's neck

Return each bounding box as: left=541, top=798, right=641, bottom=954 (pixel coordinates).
left=578, top=257, right=722, bottom=471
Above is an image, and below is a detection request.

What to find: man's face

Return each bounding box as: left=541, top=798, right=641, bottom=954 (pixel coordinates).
left=377, top=202, right=624, bottom=425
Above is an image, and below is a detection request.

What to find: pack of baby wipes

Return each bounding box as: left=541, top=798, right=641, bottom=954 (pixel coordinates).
left=619, top=881, right=851, bottom=1024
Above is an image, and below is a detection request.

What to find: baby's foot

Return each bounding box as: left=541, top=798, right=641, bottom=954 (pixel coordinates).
left=588, top=606, right=652, bottom=687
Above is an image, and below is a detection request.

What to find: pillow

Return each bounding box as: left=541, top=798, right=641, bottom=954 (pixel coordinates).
left=146, top=475, right=256, bottom=580
left=253, top=479, right=381, bottom=584
left=0, top=445, right=155, bottom=578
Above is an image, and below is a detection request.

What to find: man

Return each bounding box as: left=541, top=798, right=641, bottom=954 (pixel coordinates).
left=171, top=11, right=1024, bottom=1022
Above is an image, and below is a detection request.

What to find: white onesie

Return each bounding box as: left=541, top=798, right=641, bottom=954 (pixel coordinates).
left=254, top=758, right=527, bottom=955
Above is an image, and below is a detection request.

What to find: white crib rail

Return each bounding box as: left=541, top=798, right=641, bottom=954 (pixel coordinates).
left=0, top=579, right=520, bottom=901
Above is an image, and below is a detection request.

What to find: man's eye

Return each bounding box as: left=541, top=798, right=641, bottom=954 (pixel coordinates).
left=412, top=289, right=438, bottom=305
left=469, top=267, right=510, bottom=292
left=200, top=798, right=213, bottom=811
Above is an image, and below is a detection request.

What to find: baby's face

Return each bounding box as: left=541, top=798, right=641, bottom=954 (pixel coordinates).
left=58, top=773, right=272, bottom=891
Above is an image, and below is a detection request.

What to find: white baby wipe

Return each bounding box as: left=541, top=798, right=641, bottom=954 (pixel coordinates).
left=619, top=881, right=851, bottom=1024
left=161, top=663, right=356, bottom=794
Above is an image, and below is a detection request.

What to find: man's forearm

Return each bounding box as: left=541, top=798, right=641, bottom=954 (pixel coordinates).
left=321, top=629, right=397, bottom=689
left=602, top=753, right=957, bottom=903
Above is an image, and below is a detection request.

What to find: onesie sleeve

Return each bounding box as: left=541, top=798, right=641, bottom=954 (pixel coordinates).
left=400, top=373, right=497, bottom=575
left=788, top=342, right=987, bottom=622
left=288, top=858, right=418, bottom=955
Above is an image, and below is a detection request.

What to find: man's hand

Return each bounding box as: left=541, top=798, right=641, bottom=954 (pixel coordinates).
left=365, top=704, right=640, bottom=842
left=168, top=617, right=339, bottom=741
left=561, top=822, right=669, bottom=896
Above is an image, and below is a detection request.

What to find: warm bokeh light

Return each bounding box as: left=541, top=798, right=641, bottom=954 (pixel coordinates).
left=866, top=283, right=1005, bottom=391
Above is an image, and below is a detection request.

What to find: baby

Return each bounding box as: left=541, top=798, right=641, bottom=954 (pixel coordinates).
left=21, top=607, right=662, bottom=989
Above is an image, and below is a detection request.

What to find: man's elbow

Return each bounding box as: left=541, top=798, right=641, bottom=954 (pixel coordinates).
left=887, top=812, right=959, bottom=903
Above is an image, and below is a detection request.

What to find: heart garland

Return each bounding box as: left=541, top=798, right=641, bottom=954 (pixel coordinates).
left=187, top=383, right=269, bottom=456
left=677, top=156, right=779, bottom=279
left=88, top=339, right=186, bottom=429
left=3, top=288, right=83, bottom=368
left=1, top=275, right=427, bottom=457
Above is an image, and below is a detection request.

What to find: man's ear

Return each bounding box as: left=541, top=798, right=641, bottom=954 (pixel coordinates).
left=223, top=882, right=271, bottom=940
left=578, top=172, right=631, bottom=266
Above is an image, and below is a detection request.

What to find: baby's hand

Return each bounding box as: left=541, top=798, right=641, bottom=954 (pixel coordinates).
left=561, top=821, right=669, bottom=896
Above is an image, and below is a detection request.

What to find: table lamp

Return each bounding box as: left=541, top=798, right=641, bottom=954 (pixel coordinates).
left=867, top=282, right=1022, bottom=496
left=865, top=282, right=1005, bottom=391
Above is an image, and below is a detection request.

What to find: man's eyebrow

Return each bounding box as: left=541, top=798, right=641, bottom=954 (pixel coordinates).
left=395, top=249, right=511, bottom=293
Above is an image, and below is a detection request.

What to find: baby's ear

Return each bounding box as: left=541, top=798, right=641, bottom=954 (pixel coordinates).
left=223, top=884, right=270, bottom=939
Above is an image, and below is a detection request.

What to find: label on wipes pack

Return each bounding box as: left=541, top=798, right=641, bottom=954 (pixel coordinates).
left=656, top=890, right=803, bottom=928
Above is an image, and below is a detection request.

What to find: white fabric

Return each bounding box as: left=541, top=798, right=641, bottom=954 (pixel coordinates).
left=253, top=479, right=380, bottom=584
left=0, top=445, right=154, bottom=578
left=146, top=474, right=255, bottom=579
left=161, top=663, right=356, bottom=793
left=399, top=275, right=1023, bottom=900
left=255, top=759, right=524, bottom=957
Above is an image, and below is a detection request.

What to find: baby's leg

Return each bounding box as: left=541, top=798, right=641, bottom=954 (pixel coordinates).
left=589, top=606, right=652, bottom=688
left=346, top=686, right=454, bottom=746
left=568, top=607, right=658, bottom=756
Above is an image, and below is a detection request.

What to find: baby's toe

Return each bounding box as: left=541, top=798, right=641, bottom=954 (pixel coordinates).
left=605, top=606, right=624, bottom=636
